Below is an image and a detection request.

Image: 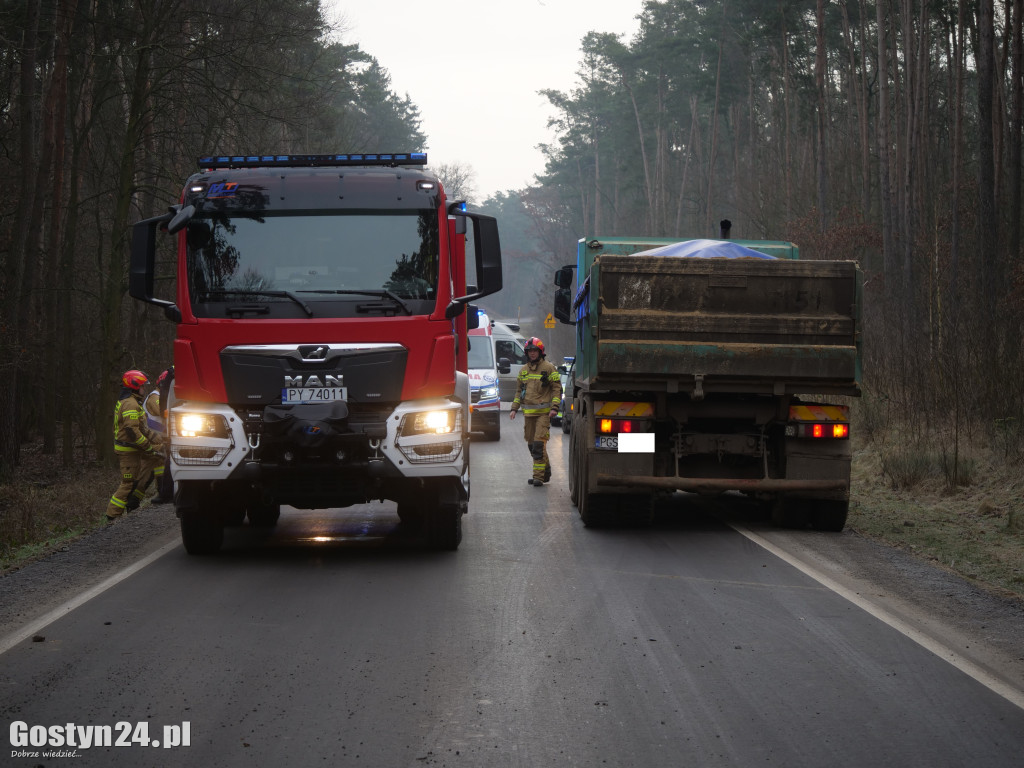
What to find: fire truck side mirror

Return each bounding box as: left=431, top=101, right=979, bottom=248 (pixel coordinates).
left=444, top=212, right=503, bottom=318
left=130, top=213, right=178, bottom=314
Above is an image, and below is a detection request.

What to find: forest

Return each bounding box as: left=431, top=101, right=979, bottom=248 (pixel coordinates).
left=1, top=0, right=1022, bottom=494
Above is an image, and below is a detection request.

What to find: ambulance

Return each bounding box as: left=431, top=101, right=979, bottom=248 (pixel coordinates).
left=468, top=312, right=506, bottom=440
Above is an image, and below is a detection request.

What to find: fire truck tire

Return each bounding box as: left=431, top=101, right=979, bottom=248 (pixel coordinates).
left=221, top=502, right=246, bottom=527
left=396, top=502, right=424, bottom=527
left=425, top=501, right=462, bottom=550
left=247, top=501, right=281, bottom=528
left=178, top=488, right=224, bottom=555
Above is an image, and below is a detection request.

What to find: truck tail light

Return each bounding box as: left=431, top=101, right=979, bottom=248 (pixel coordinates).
left=787, top=404, right=850, bottom=439
left=598, top=418, right=637, bottom=434
left=787, top=421, right=850, bottom=439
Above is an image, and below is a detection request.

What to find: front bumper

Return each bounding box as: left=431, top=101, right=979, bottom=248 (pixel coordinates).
left=169, top=398, right=467, bottom=485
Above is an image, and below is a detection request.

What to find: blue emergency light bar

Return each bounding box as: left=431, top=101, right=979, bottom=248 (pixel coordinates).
left=197, top=153, right=428, bottom=170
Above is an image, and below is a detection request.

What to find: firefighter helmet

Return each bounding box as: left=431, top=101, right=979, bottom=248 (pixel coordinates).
left=156, top=367, right=172, bottom=387
left=525, top=337, right=545, bottom=355
left=122, top=369, right=149, bottom=391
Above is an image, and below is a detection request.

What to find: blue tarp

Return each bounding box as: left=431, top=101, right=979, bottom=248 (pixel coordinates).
left=631, top=238, right=776, bottom=259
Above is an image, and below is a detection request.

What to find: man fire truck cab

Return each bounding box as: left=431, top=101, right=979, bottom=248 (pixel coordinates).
left=129, top=153, right=502, bottom=554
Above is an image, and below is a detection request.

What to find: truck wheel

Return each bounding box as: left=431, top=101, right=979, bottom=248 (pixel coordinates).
left=812, top=500, right=849, bottom=532
left=176, top=481, right=224, bottom=555
left=771, top=498, right=810, bottom=528
left=568, top=422, right=580, bottom=506
left=221, top=502, right=246, bottom=527
left=485, top=422, right=501, bottom=441
left=247, top=501, right=281, bottom=528
left=621, top=493, right=655, bottom=526
left=396, top=502, right=424, bottom=528
left=426, top=502, right=462, bottom=550
left=579, top=491, right=617, bottom=527
left=561, top=415, right=570, bottom=434
left=179, top=507, right=223, bottom=556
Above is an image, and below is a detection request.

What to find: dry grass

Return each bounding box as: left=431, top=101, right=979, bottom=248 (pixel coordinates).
left=0, top=444, right=111, bottom=571
left=849, top=436, right=1024, bottom=599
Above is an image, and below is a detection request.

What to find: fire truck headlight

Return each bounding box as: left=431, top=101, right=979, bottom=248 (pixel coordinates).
left=174, top=412, right=230, bottom=438
left=400, top=407, right=460, bottom=437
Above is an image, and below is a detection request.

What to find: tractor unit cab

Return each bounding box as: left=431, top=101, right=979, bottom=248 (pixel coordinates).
left=130, top=153, right=502, bottom=553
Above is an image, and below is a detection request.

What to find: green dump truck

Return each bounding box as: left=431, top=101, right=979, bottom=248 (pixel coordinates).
left=553, top=236, right=862, bottom=530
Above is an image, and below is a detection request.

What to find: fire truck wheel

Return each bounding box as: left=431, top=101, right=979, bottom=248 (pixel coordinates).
left=247, top=501, right=281, bottom=528
left=179, top=503, right=224, bottom=555
left=396, top=502, right=424, bottom=528
left=220, top=502, right=246, bottom=527
left=426, top=502, right=462, bottom=550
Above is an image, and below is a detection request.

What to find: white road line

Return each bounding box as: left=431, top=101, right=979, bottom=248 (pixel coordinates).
left=732, top=523, right=1024, bottom=712
left=0, top=539, right=180, bottom=656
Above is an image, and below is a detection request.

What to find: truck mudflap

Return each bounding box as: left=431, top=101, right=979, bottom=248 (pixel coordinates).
left=595, top=474, right=848, bottom=494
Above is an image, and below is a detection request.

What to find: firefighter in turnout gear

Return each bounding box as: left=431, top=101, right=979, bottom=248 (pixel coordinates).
left=143, top=367, right=173, bottom=504
left=509, top=337, right=562, bottom=486
left=106, top=369, right=164, bottom=521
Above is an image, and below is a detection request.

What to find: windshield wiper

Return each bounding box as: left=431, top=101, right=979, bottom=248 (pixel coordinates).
left=200, top=289, right=313, bottom=317
left=299, top=289, right=412, bottom=316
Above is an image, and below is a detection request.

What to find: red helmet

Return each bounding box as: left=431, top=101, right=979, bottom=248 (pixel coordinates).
left=525, top=337, right=545, bottom=355
left=156, top=367, right=172, bottom=387
left=122, top=369, right=149, bottom=390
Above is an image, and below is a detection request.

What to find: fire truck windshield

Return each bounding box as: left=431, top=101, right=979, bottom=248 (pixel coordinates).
left=186, top=209, right=440, bottom=317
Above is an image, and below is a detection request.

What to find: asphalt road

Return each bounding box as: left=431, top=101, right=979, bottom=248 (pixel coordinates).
left=2, top=423, right=1023, bottom=767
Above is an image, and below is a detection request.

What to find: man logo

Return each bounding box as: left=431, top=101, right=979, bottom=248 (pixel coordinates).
left=283, top=375, right=343, bottom=387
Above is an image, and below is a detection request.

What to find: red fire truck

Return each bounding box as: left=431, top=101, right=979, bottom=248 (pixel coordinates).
left=130, top=153, right=502, bottom=553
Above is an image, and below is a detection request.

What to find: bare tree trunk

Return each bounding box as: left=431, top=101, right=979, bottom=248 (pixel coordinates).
left=877, top=0, right=897, bottom=304
left=978, top=0, right=998, bottom=321
left=44, top=0, right=81, bottom=459
left=0, top=0, right=42, bottom=483
left=950, top=0, right=966, bottom=316
left=705, top=40, right=723, bottom=236
left=781, top=4, right=792, bottom=224
left=815, top=0, right=829, bottom=233
left=674, top=96, right=699, bottom=236
left=1010, top=0, right=1023, bottom=261
left=840, top=0, right=872, bottom=219
left=623, top=78, right=654, bottom=232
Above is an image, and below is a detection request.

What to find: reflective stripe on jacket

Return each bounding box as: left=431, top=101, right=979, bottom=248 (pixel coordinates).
left=113, top=392, right=161, bottom=453
left=512, top=360, right=561, bottom=415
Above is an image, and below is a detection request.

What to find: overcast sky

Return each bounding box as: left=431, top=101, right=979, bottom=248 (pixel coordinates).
left=326, top=0, right=645, bottom=202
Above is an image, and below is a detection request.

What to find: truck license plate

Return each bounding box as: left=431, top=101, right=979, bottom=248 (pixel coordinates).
left=282, top=387, right=347, bottom=403
left=596, top=435, right=618, bottom=450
